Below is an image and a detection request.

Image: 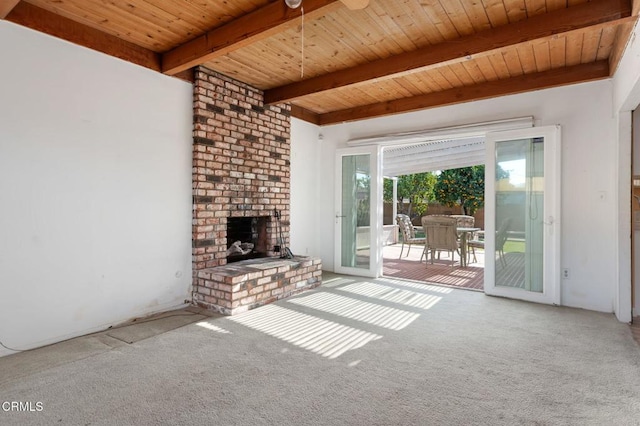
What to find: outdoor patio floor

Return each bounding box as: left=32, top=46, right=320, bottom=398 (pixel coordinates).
left=383, top=244, right=485, bottom=291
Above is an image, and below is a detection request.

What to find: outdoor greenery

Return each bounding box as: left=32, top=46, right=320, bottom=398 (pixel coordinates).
left=433, top=165, right=509, bottom=215
left=383, top=165, right=510, bottom=221
left=434, top=166, right=485, bottom=215
left=384, top=172, right=437, bottom=217
left=502, top=239, right=525, bottom=253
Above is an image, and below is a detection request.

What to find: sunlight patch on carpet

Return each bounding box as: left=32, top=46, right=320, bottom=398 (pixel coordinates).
left=229, top=305, right=382, bottom=359
left=321, top=277, right=357, bottom=288
left=379, top=278, right=454, bottom=294
left=338, top=282, right=442, bottom=310
left=195, top=321, right=231, bottom=334
left=287, top=292, right=419, bottom=330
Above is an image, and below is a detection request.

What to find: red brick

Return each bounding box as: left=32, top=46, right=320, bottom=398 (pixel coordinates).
left=192, top=67, right=301, bottom=312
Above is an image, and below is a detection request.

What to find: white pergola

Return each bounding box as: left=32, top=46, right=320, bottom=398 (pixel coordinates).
left=383, top=136, right=485, bottom=177
left=382, top=136, right=486, bottom=222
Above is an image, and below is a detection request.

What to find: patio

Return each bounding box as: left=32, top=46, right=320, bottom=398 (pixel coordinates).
left=383, top=243, right=486, bottom=291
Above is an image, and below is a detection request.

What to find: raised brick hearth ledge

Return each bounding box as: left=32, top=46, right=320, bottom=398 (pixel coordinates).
left=194, top=256, right=322, bottom=315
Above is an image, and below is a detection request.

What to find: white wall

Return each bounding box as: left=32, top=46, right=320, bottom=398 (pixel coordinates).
left=294, top=80, right=619, bottom=314
left=290, top=119, right=321, bottom=256
left=0, top=23, right=193, bottom=356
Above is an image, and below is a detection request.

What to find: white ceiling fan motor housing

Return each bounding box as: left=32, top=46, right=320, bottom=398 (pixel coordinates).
left=285, top=0, right=303, bottom=9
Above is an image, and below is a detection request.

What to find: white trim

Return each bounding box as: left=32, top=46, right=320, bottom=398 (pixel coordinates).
left=616, top=111, right=633, bottom=322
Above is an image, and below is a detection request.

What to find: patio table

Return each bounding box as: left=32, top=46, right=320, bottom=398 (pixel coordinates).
left=457, top=227, right=480, bottom=267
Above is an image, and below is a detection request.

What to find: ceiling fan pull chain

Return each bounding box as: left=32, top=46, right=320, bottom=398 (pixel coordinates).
left=301, top=5, right=305, bottom=79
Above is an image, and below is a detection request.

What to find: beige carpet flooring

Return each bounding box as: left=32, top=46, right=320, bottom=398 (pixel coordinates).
left=1, top=273, right=640, bottom=425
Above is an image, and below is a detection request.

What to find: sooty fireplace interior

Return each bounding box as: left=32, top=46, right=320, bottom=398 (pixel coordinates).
left=226, top=216, right=269, bottom=263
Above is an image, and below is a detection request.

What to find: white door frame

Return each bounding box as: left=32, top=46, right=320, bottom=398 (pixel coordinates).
left=484, top=125, right=562, bottom=305
left=334, top=145, right=383, bottom=277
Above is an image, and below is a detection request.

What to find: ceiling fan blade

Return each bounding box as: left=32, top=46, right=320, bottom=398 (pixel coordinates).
left=339, top=0, right=369, bottom=10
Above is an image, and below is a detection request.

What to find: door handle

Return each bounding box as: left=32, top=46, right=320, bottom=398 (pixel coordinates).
left=336, top=215, right=346, bottom=218
left=543, top=216, right=555, bottom=235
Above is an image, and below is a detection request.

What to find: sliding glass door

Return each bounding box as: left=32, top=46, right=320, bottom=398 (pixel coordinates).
left=484, top=126, right=561, bottom=304
left=335, top=146, right=383, bottom=277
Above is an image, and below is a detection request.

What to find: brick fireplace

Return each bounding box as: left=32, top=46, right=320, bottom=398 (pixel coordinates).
left=191, top=67, right=321, bottom=315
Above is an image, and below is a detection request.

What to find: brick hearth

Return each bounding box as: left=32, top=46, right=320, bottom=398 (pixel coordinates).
left=191, top=67, right=321, bottom=314
left=196, top=257, right=322, bottom=315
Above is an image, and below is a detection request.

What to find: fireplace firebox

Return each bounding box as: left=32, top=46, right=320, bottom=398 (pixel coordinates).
left=226, top=216, right=269, bottom=263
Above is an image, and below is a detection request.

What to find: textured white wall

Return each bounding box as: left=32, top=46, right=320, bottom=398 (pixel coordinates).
left=305, top=80, right=619, bottom=314
left=290, top=119, right=321, bottom=257
left=0, top=23, right=193, bottom=356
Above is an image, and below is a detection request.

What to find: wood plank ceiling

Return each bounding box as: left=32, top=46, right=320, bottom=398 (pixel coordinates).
left=3, top=0, right=639, bottom=124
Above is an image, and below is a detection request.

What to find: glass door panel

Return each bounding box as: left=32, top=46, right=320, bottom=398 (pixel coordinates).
left=494, top=138, right=544, bottom=292
left=485, top=126, right=560, bottom=305
left=340, top=154, right=371, bottom=269
left=335, top=146, right=382, bottom=277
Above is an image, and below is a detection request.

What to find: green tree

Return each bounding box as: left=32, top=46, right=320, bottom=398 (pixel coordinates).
left=384, top=172, right=437, bottom=218
left=434, top=166, right=485, bottom=215
left=434, top=165, right=509, bottom=215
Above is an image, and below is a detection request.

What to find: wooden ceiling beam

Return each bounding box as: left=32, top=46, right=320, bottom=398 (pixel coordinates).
left=290, top=105, right=321, bottom=125
left=609, top=20, right=636, bottom=75
left=162, top=0, right=341, bottom=76
left=317, top=61, right=610, bottom=125
left=265, top=0, right=633, bottom=104
left=0, top=0, right=20, bottom=19
left=5, top=2, right=161, bottom=72
left=609, top=0, right=640, bottom=74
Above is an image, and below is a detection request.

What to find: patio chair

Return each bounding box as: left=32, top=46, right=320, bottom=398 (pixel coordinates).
left=396, top=214, right=426, bottom=260
left=424, top=214, right=475, bottom=261
left=468, top=218, right=512, bottom=267
left=422, top=216, right=460, bottom=270
left=450, top=214, right=475, bottom=228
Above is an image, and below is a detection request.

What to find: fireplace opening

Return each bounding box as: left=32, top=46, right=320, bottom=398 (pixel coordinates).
left=226, top=216, right=269, bottom=263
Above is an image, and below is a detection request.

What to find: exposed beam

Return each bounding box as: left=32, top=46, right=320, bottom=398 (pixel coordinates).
left=609, top=20, right=637, bottom=75
left=162, top=0, right=341, bottom=76
left=173, top=68, right=195, bottom=84
left=5, top=2, right=161, bottom=72
left=265, top=0, right=632, bottom=104
left=0, top=0, right=20, bottom=19
left=318, top=61, right=610, bottom=125
left=609, top=0, right=640, bottom=75
left=290, top=105, right=321, bottom=125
